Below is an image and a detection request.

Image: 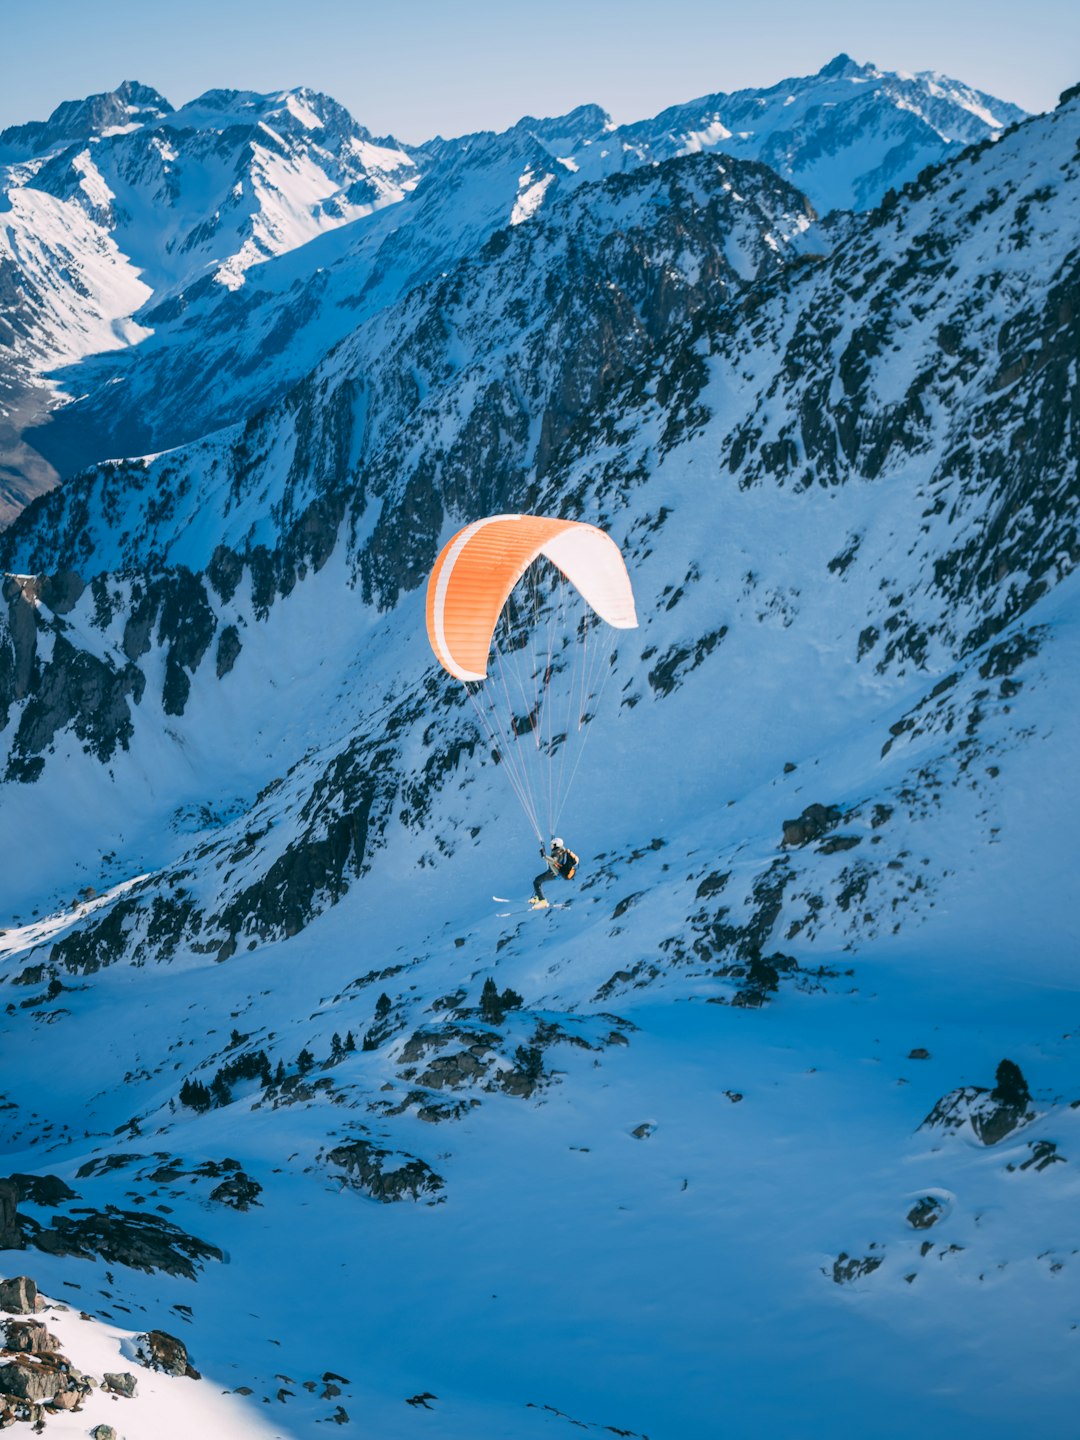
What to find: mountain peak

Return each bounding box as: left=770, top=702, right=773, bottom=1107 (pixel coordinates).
left=0, top=80, right=173, bottom=160
left=819, top=53, right=869, bottom=78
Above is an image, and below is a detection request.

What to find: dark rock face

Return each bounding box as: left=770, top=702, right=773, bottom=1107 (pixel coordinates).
left=30, top=1207, right=222, bottom=1279
left=828, top=1250, right=884, bottom=1284
left=133, top=1328, right=200, bottom=1379
left=0, top=1277, right=37, bottom=1314
left=325, top=1137, right=444, bottom=1203
left=8, top=1174, right=77, bottom=1208
left=781, top=803, right=843, bottom=847
left=906, top=1196, right=944, bottom=1229
left=0, top=1180, right=23, bottom=1250
left=208, top=1172, right=262, bottom=1210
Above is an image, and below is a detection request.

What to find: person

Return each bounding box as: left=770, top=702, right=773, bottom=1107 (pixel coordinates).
left=531, top=838, right=579, bottom=908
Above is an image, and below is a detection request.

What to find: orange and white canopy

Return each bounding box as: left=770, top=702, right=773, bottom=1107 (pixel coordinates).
left=425, top=513, right=638, bottom=681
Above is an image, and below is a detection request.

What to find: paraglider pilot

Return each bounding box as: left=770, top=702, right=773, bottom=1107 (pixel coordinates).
left=531, top=838, right=579, bottom=908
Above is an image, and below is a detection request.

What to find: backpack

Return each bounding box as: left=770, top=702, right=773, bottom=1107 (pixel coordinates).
left=558, top=849, right=579, bottom=879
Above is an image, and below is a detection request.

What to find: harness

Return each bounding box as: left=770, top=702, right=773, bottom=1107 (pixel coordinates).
left=554, top=849, right=579, bottom=880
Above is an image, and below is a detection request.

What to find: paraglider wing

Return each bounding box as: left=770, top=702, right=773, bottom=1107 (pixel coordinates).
left=425, top=514, right=637, bottom=681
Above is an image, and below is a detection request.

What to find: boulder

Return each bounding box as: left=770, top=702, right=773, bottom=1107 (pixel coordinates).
left=102, top=1371, right=138, bottom=1398
left=134, top=1328, right=200, bottom=1379
left=91, top=1426, right=118, bottom=1440
left=781, top=803, right=842, bottom=847
left=0, top=1277, right=38, bottom=1314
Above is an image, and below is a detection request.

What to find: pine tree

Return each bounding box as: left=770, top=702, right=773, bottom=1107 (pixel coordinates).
left=344, top=1030, right=356, bottom=1052
left=331, top=1033, right=344, bottom=1060
left=297, top=1048, right=314, bottom=1075
left=992, top=1058, right=1031, bottom=1107
left=375, top=993, right=392, bottom=1019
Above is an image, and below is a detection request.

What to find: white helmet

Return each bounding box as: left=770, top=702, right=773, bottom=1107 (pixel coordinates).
left=552, top=837, right=564, bottom=849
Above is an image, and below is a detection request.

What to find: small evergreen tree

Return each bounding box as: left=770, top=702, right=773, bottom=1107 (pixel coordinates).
left=375, top=993, right=392, bottom=1020
left=515, top=1044, right=544, bottom=1082
left=331, top=1033, right=344, bottom=1060
left=179, top=1078, right=212, bottom=1112
left=297, top=1048, right=315, bottom=1075
left=992, top=1058, right=1031, bottom=1107
left=344, top=1030, right=356, bottom=1053
left=210, top=1073, right=232, bottom=1107
left=274, top=1059, right=286, bottom=1085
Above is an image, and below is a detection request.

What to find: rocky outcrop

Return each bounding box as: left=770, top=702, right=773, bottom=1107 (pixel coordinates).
left=920, top=1059, right=1036, bottom=1145
left=0, top=1351, right=91, bottom=1408
left=7, top=1174, right=76, bottom=1208
left=133, top=1329, right=200, bottom=1379
left=0, top=1319, right=58, bottom=1354
left=906, top=1197, right=944, bottom=1229
left=0, top=1278, right=38, bottom=1315
left=0, top=1181, right=23, bottom=1250
left=31, top=1207, right=222, bottom=1279
left=781, top=803, right=843, bottom=847
left=325, top=1137, right=444, bottom=1203
left=827, top=1250, right=884, bottom=1284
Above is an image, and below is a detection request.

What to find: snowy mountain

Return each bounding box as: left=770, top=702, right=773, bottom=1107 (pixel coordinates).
left=2, top=64, right=1078, bottom=1440
left=1, top=56, right=1022, bottom=502
left=0, top=81, right=422, bottom=520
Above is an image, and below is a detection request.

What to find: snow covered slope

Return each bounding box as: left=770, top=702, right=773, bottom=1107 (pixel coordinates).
left=0, top=82, right=421, bottom=516
left=9, top=56, right=1022, bottom=491
left=1, top=76, right=1078, bottom=1440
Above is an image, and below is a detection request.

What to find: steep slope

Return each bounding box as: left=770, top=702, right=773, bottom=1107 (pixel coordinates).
left=1, top=86, right=1078, bottom=1440
left=13, top=57, right=1021, bottom=490
left=0, top=82, right=421, bottom=515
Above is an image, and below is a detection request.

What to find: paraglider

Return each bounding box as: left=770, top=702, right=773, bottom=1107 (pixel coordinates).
left=424, top=513, right=638, bottom=863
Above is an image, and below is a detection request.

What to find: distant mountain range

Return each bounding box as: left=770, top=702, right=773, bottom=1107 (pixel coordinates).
left=0, top=55, right=1025, bottom=518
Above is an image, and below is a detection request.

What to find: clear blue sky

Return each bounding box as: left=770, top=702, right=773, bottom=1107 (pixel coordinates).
left=2, top=0, right=1077, bottom=141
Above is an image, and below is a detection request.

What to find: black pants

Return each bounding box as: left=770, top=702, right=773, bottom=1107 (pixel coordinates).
left=533, top=869, right=557, bottom=901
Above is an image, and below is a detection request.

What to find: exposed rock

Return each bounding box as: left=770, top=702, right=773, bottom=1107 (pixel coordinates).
left=906, top=1196, right=944, bottom=1229
left=0, top=1182, right=23, bottom=1251
left=0, top=1277, right=37, bottom=1314
left=781, top=803, right=842, bottom=847
left=208, top=1172, right=262, bottom=1210
left=31, top=1207, right=222, bottom=1278
left=325, top=1137, right=444, bottom=1203
left=102, top=1371, right=138, bottom=1398
left=91, top=1426, right=117, bottom=1440
left=0, top=1320, right=58, bottom=1354
left=827, top=1250, right=884, bottom=1284
left=38, top=571, right=85, bottom=616
left=1006, top=1140, right=1066, bottom=1173
left=0, top=1355, right=61, bottom=1404
left=631, top=1123, right=656, bottom=1140
left=908, top=1047, right=931, bottom=1060
left=920, top=1081, right=1035, bottom=1147
left=0, top=1352, right=88, bottom=1407
left=816, top=834, right=861, bottom=855
left=8, top=1174, right=77, bottom=1208
left=133, top=1328, right=200, bottom=1379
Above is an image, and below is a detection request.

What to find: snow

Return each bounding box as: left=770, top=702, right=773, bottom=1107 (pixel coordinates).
left=0, top=62, right=1074, bottom=1440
